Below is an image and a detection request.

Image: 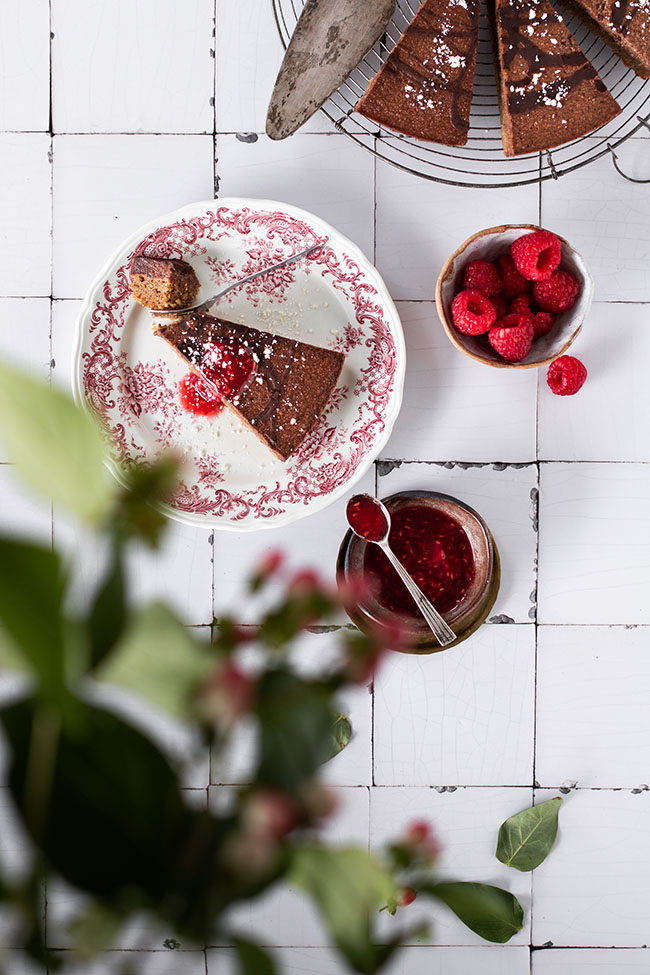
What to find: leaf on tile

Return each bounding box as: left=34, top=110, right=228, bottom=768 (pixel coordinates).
left=428, top=881, right=524, bottom=943
left=496, top=797, right=562, bottom=871
left=323, top=712, right=352, bottom=763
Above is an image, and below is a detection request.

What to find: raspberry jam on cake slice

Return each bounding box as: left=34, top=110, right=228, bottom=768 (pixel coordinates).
left=356, top=0, right=481, bottom=146
left=558, top=0, right=650, bottom=78
left=156, top=314, right=345, bottom=461
left=489, top=0, right=621, bottom=156
left=130, top=255, right=200, bottom=310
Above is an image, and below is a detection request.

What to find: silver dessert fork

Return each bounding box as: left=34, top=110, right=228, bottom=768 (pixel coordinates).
left=149, top=238, right=328, bottom=317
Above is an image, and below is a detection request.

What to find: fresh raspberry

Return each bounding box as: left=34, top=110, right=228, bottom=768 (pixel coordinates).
left=451, top=289, right=497, bottom=335
left=532, top=311, right=556, bottom=339
left=511, top=230, right=562, bottom=281
left=488, top=313, right=534, bottom=362
left=492, top=294, right=509, bottom=320
left=510, top=294, right=532, bottom=315
left=533, top=270, right=579, bottom=313
left=547, top=355, right=587, bottom=395
left=497, top=254, right=533, bottom=299
left=462, top=259, right=502, bottom=299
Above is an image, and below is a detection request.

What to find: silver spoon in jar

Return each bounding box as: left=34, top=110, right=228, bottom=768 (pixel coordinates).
left=346, top=494, right=457, bottom=648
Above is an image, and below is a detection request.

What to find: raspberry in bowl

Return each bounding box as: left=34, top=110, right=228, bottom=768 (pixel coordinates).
left=337, top=491, right=500, bottom=655
left=436, top=225, right=593, bottom=369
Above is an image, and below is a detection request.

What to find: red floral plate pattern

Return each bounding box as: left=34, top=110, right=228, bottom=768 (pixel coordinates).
left=73, top=199, right=405, bottom=530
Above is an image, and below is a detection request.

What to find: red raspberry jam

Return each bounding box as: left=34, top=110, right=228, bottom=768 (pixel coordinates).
left=201, top=343, right=256, bottom=399
left=363, top=505, right=475, bottom=617
left=347, top=495, right=389, bottom=542
left=178, top=343, right=256, bottom=417
left=179, top=372, right=224, bottom=416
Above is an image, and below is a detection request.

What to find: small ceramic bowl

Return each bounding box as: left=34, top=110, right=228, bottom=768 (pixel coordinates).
left=436, top=224, right=594, bottom=369
left=336, top=491, right=500, bottom=655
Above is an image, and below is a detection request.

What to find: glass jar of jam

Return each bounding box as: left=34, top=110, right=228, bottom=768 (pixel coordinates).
left=337, top=491, right=500, bottom=654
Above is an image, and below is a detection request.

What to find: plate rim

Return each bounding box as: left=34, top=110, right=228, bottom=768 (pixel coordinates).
left=72, top=196, right=406, bottom=531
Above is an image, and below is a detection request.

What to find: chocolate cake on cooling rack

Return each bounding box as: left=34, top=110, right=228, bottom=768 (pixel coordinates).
left=489, top=0, right=621, bottom=155
left=558, top=0, right=650, bottom=77
left=156, top=314, right=345, bottom=461
left=356, top=0, right=481, bottom=146
left=130, top=255, right=200, bottom=310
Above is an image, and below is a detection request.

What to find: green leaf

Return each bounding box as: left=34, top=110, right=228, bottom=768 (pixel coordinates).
left=113, top=456, right=179, bottom=548
left=256, top=671, right=336, bottom=792
left=88, top=548, right=127, bottom=671
left=0, top=361, right=116, bottom=524
left=291, top=845, right=399, bottom=972
left=496, top=797, right=562, bottom=872
left=231, top=939, right=277, bottom=975
left=0, top=695, right=190, bottom=900
left=0, top=625, right=30, bottom=674
left=0, top=538, right=67, bottom=694
left=66, top=903, right=123, bottom=958
left=97, top=604, right=214, bottom=721
left=323, top=713, right=352, bottom=764
left=428, top=882, right=524, bottom=943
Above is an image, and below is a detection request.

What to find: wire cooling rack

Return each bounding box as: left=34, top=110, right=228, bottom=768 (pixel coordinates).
left=271, top=0, right=650, bottom=188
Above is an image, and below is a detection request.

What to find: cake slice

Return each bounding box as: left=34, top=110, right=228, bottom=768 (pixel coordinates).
left=558, top=0, right=650, bottom=77
left=156, top=314, right=345, bottom=461
left=356, top=0, right=481, bottom=146
left=130, top=255, right=200, bottom=310
left=489, top=0, right=621, bottom=156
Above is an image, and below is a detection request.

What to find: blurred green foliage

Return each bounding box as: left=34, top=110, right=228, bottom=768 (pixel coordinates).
left=0, top=365, right=524, bottom=974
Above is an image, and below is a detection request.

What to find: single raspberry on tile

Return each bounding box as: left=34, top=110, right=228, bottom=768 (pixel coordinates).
left=511, top=230, right=562, bottom=281
left=497, top=254, right=533, bottom=299
left=510, top=294, right=532, bottom=315
left=547, top=355, right=587, bottom=395
left=533, top=270, right=580, bottom=313
left=492, top=293, right=509, bottom=320
left=462, top=259, right=502, bottom=299
left=488, top=313, right=534, bottom=362
left=451, top=289, right=497, bottom=335
left=533, top=311, right=556, bottom=339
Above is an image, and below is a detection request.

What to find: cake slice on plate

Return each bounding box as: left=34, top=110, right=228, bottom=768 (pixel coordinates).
left=558, top=0, right=650, bottom=77
left=489, top=0, right=621, bottom=156
left=356, top=0, right=481, bottom=146
left=156, top=314, right=345, bottom=461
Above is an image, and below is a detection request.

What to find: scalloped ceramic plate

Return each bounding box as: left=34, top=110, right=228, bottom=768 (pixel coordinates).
left=73, top=198, right=405, bottom=530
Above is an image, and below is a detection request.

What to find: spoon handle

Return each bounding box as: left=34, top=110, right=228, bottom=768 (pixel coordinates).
left=379, top=541, right=457, bottom=648
left=151, top=239, right=328, bottom=318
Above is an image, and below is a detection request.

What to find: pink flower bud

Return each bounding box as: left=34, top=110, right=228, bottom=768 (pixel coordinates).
left=337, top=573, right=375, bottom=612
left=257, top=550, right=285, bottom=580
left=403, top=820, right=441, bottom=860
left=222, top=832, right=277, bottom=878
left=300, top=783, right=341, bottom=821
left=399, top=887, right=417, bottom=907
left=287, top=569, right=321, bottom=595
left=242, top=789, right=297, bottom=841
left=198, top=660, right=255, bottom=728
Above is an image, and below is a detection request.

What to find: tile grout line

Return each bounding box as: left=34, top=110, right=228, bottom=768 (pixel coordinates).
left=210, top=0, right=218, bottom=803
left=46, top=0, right=54, bottom=963
left=371, top=138, right=378, bottom=790
left=212, top=0, right=218, bottom=199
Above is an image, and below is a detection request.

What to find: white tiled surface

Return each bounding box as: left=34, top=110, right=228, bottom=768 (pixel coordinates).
left=1, top=2, right=650, bottom=972
left=207, top=945, right=532, bottom=974
left=532, top=789, right=650, bottom=947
